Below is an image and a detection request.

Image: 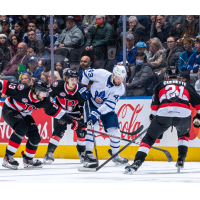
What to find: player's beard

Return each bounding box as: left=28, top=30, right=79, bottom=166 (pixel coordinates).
left=113, top=79, right=121, bottom=86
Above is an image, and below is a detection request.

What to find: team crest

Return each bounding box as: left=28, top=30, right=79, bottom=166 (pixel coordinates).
left=94, top=91, right=106, bottom=104
left=38, top=81, right=42, bottom=84
left=53, top=82, right=58, bottom=87
left=18, top=84, right=24, bottom=90
left=60, top=92, right=66, bottom=97
left=22, top=98, right=28, bottom=103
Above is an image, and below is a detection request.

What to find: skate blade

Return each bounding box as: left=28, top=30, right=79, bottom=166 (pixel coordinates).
left=2, top=161, right=18, bottom=170
left=23, top=163, right=43, bottom=168
left=176, top=165, right=183, bottom=173
left=124, top=167, right=136, bottom=175
left=42, top=160, right=53, bottom=165
left=78, top=167, right=97, bottom=172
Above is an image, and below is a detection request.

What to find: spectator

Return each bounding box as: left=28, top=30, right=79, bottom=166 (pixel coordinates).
left=21, top=73, right=33, bottom=85
left=54, top=16, right=84, bottom=51
left=126, top=52, right=153, bottom=96
left=178, top=38, right=196, bottom=72
left=65, top=15, right=83, bottom=26
left=0, top=15, right=12, bottom=32
left=176, top=15, right=199, bottom=42
left=23, top=21, right=43, bottom=44
left=27, top=30, right=46, bottom=57
left=179, top=71, right=190, bottom=84
left=40, top=72, right=49, bottom=83
left=21, top=15, right=31, bottom=32
left=42, top=59, right=51, bottom=72
left=38, top=58, right=43, bottom=68
left=27, top=46, right=36, bottom=58
left=83, top=15, right=117, bottom=61
left=1, top=42, right=28, bottom=77
left=43, top=19, right=61, bottom=48
left=10, top=34, right=20, bottom=56
left=152, top=15, right=176, bottom=43
left=136, top=42, right=148, bottom=55
left=0, top=34, right=12, bottom=60
left=82, top=15, right=96, bottom=35
left=78, top=56, right=91, bottom=82
left=147, top=37, right=165, bottom=70
left=116, top=34, right=137, bottom=65
left=120, top=16, right=146, bottom=44
left=11, top=21, right=24, bottom=42
left=20, top=56, right=43, bottom=82
left=165, top=15, right=186, bottom=28
left=0, top=20, right=11, bottom=39
left=146, top=15, right=156, bottom=40
left=55, top=61, right=65, bottom=79
left=187, top=36, right=200, bottom=73
left=162, top=36, right=183, bottom=68
left=47, top=71, right=61, bottom=86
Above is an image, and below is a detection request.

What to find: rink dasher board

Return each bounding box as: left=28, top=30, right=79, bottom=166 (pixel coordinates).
left=1, top=97, right=200, bottom=161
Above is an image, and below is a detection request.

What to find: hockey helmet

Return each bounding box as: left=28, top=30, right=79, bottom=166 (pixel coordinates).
left=113, top=65, right=127, bottom=79
left=33, top=80, right=49, bottom=96
left=165, top=66, right=179, bottom=79
left=64, top=69, right=78, bottom=79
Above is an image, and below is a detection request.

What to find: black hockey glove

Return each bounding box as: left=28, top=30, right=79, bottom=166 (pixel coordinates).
left=149, top=114, right=155, bottom=123
left=193, top=113, right=200, bottom=128
left=71, top=120, right=86, bottom=132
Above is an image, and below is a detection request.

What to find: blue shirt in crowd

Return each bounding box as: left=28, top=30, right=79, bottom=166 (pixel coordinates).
left=187, top=51, right=200, bottom=73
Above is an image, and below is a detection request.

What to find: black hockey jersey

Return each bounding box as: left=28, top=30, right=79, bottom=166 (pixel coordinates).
left=151, top=79, right=200, bottom=118
left=0, top=80, right=73, bottom=123
left=49, top=80, right=85, bottom=117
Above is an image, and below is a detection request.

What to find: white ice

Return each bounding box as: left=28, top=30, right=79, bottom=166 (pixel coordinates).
left=0, top=158, right=200, bottom=183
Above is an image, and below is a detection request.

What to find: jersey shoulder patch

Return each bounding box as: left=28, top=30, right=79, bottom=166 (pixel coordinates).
left=17, top=84, right=25, bottom=90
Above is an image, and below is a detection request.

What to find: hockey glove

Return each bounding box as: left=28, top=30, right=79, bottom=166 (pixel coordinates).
left=71, top=120, right=86, bottom=132
left=78, top=86, right=92, bottom=100
left=193, top=113, right=200, bottom=128
left=149, top=114, right=155, bottom=123
left=87, top=110, right=101, bottom=125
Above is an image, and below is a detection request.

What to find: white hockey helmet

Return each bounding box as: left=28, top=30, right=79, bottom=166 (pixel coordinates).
left=113, top=65, right=126, bottom=80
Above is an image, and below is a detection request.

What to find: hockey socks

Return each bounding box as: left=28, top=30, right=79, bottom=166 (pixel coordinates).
left=24, top=140, right=38, bottom=160
left=108, top=128, right=120, bottom=154
left=178, top=136, right=189, bottom=157
left=6, top=132, right=23, bottom=156
left=47, top=135, right=61, bottom=153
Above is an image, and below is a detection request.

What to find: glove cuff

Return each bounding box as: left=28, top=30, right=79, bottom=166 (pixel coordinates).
left=92, top=110, right=101, bottom=119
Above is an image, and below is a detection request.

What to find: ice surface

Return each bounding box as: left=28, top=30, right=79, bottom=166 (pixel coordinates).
left=0, top=158, right=200, bottom=183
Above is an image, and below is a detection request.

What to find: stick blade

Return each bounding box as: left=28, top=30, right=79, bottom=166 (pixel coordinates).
left=127, top=125, right=144, bottom=136
left=78, top=167, right=97, bottom=172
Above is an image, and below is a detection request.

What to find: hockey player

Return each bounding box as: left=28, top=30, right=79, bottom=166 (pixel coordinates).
left=79, top=65, right=129, bottom=168
left=124, top=66, right=200, bottom=174
left=1, top=80, right=85, bottom=170
left=43, top=69, right=86, bottom=164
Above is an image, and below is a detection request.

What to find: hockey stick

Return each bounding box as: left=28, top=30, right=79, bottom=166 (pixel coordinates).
left=71, top=116, right=139, bottom=136
left=78, top=126, right=147, bottom=172
left=93, top=129, right=172, bottom=162
left=87, top=100, right=99, bottom=166
left=99, top=124, right=140, bottom=136
left=86, top=125, right=143, bottom=136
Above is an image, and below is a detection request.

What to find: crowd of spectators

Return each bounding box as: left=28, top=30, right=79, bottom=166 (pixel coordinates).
left=0, top=15, right=200, bottom=98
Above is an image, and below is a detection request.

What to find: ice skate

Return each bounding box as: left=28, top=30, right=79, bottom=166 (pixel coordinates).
left=78, top=152, right=85, bottom=163
left=108, top=149, right=128, bottom=165
left=21, top=151, right=43, bottom=168
left=43, top=152, right=54, bottom=164
left=124, top=160, right=143, bottom=174
left=176, top=155, right=185, bottom=173
left=83, top=151, right=98, bottom=168
left=2, top=153, right=19, bottom=170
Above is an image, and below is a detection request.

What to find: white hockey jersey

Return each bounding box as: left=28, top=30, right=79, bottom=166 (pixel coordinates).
left=82, top=68, right=125, bottom=115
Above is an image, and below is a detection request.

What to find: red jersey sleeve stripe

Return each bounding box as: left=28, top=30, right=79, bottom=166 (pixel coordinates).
left=53, top=107, right=62, bottom=118
left=2, top=80, right=8, bottom=94
left=151, top=105, right=159, bottom=111
left=158, top=88, right=166, bottom=100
